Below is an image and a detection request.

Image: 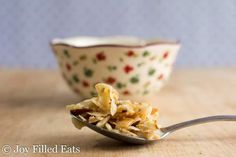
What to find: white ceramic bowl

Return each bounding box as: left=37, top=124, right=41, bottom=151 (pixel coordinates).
left=51, top=36, right=180, bottom=98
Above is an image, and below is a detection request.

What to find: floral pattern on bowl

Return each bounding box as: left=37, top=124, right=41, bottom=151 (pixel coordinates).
left=51, top=36, right=181, bottom=98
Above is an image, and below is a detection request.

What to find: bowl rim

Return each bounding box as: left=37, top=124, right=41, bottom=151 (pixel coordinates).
left=51, top=36, right=180, bottom=49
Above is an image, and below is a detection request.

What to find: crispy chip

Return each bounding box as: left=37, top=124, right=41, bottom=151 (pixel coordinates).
left=87, top=112, right=108, bottom=117
left=96, top=116, right=110, bottom=128
left=128, top=126, right=140, bottom=131
left=105, top=123, right=113, bottom=131
left=119, top=128, right=138, bottom=137
left=88, top=116, right=100, bottom=123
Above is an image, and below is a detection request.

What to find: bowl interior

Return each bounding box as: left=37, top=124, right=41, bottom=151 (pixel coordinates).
left=52, top=36, right=179, bottom=47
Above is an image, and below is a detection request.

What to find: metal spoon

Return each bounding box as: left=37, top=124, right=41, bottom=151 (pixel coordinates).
left=71, top=113, right=236, bottom=144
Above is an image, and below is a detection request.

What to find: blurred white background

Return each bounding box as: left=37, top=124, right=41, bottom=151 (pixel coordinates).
left=0, top=0, right=236, bottom=68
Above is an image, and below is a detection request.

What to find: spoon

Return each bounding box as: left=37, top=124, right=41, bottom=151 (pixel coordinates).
left=71, top=113, right=236, bottom=144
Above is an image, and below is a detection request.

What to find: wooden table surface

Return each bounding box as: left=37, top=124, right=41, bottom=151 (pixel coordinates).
left=0, top=68, right=236, bottom=157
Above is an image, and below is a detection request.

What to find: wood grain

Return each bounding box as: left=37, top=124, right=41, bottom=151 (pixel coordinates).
left=0, top=68, right=235, bottom=157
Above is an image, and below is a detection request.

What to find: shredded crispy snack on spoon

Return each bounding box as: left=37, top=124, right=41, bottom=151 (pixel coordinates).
left=67, top=83, right=160, bottom=140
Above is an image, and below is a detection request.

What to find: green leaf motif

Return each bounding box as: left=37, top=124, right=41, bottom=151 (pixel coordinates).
left=64, top=50, right=70, bottom=58
left=116, top=82, right=126, bottom=89
left=148, top=68, right=156, bottom=76
left=130, top=76, right=139, bottom=84
left=90, top=91, right=97, bottom=96
left=107, top=65, right=117, bottom=71
left=119, top=58, right=124, bottom=62
left=72, top=74, right=80, bottom=83
left=92, top=58, right=97, bottom=64
left=143, top=51, right=150, bottom=57
left=80, top=55, right=87, bottom=60
left=84, top=68, right=93, bottom=77
left=137, top=62, right=145, bottom=67
left=73, top=61, right=79, bottom=66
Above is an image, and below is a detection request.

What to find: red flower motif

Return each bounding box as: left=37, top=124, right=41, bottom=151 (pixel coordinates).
left=82, top=81, right=90, bottom=87
left=158, top=74, right=163, bottom=80
left=123, top=90, right=130, bottom=95
left=163, top=51, right=169, bottom=59
left=66, top=63, right=71, bottom=71
left=124, top=65, right=134, bottom=74
left=105, top=77, right=116, bottom=84
left=96, top=52, right=106, bottom=61
left=126, top=50, right=135, bottom=57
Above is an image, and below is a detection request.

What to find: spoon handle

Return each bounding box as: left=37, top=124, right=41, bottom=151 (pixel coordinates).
left=161, top=115, right=236, bottom=133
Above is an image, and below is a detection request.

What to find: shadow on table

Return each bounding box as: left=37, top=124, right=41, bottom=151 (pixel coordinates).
left=34, top=133, right=155, bottom=152
left=92, top=137, right=156, bottom=151
left=34, top=132, right=236, bottom=152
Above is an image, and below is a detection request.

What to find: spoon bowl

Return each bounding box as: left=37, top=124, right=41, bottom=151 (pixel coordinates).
left=71, top=114, right=156, bottom=144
